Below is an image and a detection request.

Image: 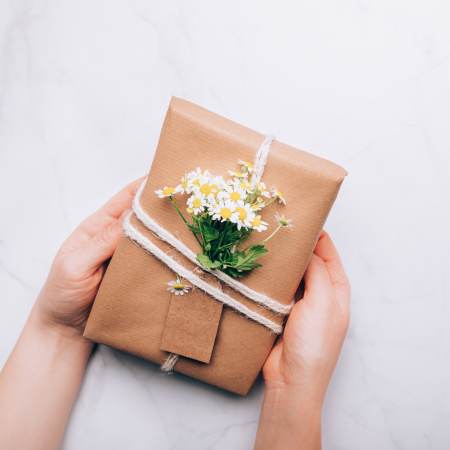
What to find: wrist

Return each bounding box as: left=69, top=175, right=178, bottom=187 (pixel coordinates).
left=264, top=367, right=329, bottom=407
left=29, top=307, right=93, bottom=355
left=264, top=382, right=324, bottom=419
left=255, top=383, right=323, bottom=450
left=0, top=299, right=93, bottom=450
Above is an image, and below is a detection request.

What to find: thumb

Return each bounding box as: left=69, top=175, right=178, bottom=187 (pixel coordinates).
left=72, top=217, right=124, bottom=276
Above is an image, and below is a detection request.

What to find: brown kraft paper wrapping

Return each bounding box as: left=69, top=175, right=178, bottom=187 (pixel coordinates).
left=83, top=97, right=347, bottom=395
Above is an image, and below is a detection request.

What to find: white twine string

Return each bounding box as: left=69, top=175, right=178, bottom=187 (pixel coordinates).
left=160, top=353, right=179, bottom=373
left=252, top=135, right=274, bottom=184
left=123, top=213, right=283, bottom=334
left=133, top=181, right=293, bottom=316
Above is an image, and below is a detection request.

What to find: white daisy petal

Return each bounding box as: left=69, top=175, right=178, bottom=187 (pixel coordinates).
left=211, top=199, right=237, bottom=222
left=231, top=201, right=255, bottom=229
left=187, top=193, right=207, bottom=215
left=251, top=215, right=269, bottom=232
left=155, top=186, right=178, bottom=198
left=167, top=277, right=192, bottom=295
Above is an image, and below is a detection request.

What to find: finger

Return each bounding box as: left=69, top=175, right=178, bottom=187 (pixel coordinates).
left=303, top=254, right=333, bottom=301
left=314, top=231, right=350, bottom=307
left=100, top=177, right=145, bottom=219
left=79, top=177, right=145, bottom=237
left=70, top=214, right=125, bottom=275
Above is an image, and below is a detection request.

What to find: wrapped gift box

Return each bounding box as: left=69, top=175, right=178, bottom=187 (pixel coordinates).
left=84, top=97, right=346, bottom=395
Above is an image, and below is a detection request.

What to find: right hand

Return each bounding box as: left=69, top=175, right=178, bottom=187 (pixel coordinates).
left=263, top=231, right=350, bottom=403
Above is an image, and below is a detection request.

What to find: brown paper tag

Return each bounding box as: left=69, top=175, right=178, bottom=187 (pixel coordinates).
left=160, top=288, right=223, bottom=364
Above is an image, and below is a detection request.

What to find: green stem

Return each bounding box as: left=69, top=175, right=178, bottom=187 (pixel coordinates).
left=169, top=197, right=188, bottom=224
left=241, top=224, right=281, bottom=253
left=211, top=232, right=222, bottom=260
left=262, top=224, right=282, bottom=244
left=263, top=197, right=277, bottom=208
left=215, top=242, right=236, bottom=252
left=169, top=197, right=203, bottom=248
left=197, top=217, right=206, bottom=250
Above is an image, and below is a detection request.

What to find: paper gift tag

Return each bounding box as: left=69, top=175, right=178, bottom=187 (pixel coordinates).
left=160, top=287, right=223, bottom=364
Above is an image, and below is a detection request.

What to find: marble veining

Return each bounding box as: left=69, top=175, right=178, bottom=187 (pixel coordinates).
left=1, top=1, right=450, bottom=449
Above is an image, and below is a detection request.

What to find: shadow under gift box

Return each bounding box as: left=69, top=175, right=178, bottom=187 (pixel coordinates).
left=83, top=97, right=347, bottom=395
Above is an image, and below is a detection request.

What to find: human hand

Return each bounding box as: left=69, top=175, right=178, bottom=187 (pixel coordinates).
left=33, top=178, right=143, bottom=341
left=263, top=231, right=350, bottom=399
left=0, top=179, right=143, bottom=450
left=255, top=232, right=350, bottom=450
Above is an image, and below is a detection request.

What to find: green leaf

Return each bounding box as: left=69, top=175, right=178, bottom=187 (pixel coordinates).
left=222, top=267, right=244, bottom=278
left=196, top=253, right=222, bottom=270
left=187, top=223, right=200, bottom=233
left=202, top=225, right=220, bottom=243
left=186, top=211, right=268, bottom=278
left=225, top=244, right=268, bottom=273
left=196, top=253, right=213, bottom=269
left=247, top=244, right=268, bottom=259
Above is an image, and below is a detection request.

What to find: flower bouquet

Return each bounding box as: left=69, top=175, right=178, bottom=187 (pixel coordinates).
left=155, top=162, right=292, bottom=283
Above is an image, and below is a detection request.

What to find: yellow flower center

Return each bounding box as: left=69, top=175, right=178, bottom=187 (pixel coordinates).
left=236, top=207, right=247, bottom=220
left=230, top=191, right=241, bottom=201
left=220, top=207, right=232, bottom=219
left=252, top=216, right=262, bottom=227
left=163, top=187, right=175, bottom=196
left=173, top=283, right=185, bottom=290
left=200, top=184, right=213, bottom=195
left=192, top=198, right=202, bottom=208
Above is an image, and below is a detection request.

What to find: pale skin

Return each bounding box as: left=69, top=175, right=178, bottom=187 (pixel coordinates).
left=0, top=179, right=350, bottom=450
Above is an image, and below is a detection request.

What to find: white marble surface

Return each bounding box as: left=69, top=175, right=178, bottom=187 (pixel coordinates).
left=1, top=1, right=450, bottom=449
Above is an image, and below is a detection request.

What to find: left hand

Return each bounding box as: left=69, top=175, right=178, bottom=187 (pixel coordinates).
left=34, top=178, right=143, bottom=340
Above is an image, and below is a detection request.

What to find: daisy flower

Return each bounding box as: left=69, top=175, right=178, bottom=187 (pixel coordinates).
left=155, top=186, right=181, bottom=198
left=238, top=179, right=252, bottom=192
left=218, top=183, right=247, bottom=203
left=275, top=212, right=293, bottom=228
left=208, top=175, right=227, bottom=195
left=271, top=187, right=287, bottom=205
left=167, top=277, right=191, bottom=296
left=186, top=168, right=210, bottom=193
left=178, top=175, right=190, bottom=193
left=256, top=181, right=271, bottom=198
left=251, top=215, right=268, bottom=232
left=228, top=169, right=248, bottom=179
left=195, top=182, right=216, bottom=197
left=262, top=213, right=293, bottom=243
left=186, top=167, right=202, bottom=181
left=187, top=193, right=207, bottom=215
left=211, top=200, right=237, bottom=222
left=232, top=201, right=255, bottom=229
left=238, top=160, right=254, bottom=173
left=251, top=196, right=266, bottom=211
